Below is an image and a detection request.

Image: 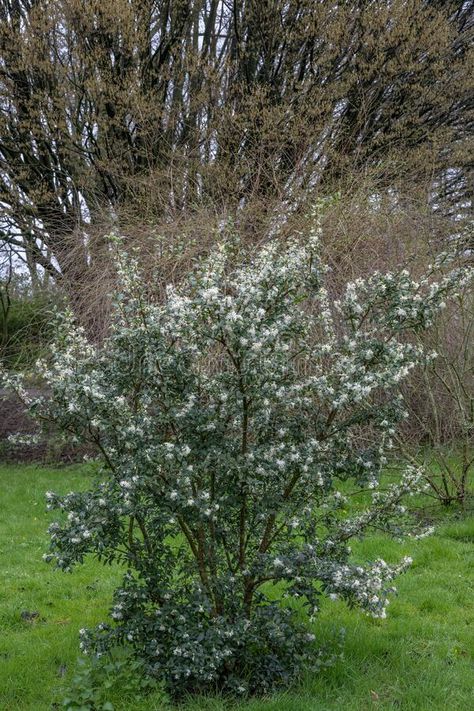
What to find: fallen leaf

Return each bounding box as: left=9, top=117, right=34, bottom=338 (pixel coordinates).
left=20, top=610, right=40, bottom=622
left=57, top=664, right=67, bottom=677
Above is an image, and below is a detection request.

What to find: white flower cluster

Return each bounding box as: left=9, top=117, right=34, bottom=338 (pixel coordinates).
left=326, top=556, right=413, bottom=619
left=6, top=432, right=41, bottom=446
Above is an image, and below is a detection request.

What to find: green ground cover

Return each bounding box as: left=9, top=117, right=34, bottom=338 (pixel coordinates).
left=0, top=464, right=473, bottom=711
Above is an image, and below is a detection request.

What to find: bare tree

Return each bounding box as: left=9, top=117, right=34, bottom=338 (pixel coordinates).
left=0, top=0, right=472, bottom=308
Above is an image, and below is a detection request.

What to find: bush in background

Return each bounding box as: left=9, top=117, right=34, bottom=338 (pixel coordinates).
left=0, top=290, right=55, bottom=371
left=400, top=282, right=474, bottom=506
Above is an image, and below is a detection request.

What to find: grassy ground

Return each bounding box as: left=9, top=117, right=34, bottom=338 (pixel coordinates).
left=0, top=464, right=473, bottom=711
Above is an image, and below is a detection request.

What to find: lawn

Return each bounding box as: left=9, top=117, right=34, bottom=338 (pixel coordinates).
left=0, top=464, right=473, bottom=711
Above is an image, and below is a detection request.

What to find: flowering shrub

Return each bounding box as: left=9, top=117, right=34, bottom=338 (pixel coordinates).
left=4, top=233, right=470, bottom=697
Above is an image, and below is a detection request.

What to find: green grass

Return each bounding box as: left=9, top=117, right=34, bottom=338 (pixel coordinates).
left=1, top=464, right=473, bottom=711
